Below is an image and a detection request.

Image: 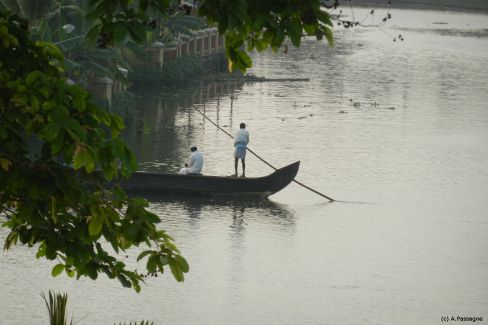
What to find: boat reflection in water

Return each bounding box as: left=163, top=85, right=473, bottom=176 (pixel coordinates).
left=139, top=192, right=296, bottom=229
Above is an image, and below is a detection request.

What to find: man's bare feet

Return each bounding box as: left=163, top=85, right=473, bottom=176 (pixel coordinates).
left=239, top=174, right=246, bottom=178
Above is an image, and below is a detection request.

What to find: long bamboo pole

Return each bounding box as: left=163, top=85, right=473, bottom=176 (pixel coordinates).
left=194, top=108, right=334, bottom=201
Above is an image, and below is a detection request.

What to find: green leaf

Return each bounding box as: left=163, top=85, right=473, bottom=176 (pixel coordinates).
left=235, top=18, right=247, bottom=36
left=111, top=138, right=125, bottom=158
left=73, top=149, right=86, bottom=170
left=147, top=255, right=157, bottom=273
left=317, top=11, right=333, bottom=27
left=236, top=51, right=252, bottom=68
left=169, top=259, right=184, bottom=282
left=132, top=280, right=141, bottom=293
left=138, top=0, right=149, bottom=14
left=117, top=274, right=132, bottom=288
left=42, top=99, right=57, bottom=111
left=323, top=26, right=334, bottom=47
left=66, top=268, right=75, bottom=277
left=159, top=256, right=170, bottom=265
left=303, top=24, right=315, bottom=35
left=230, top=6, right=251, bottom=26
left=44, top=122, right=61, bottom=141
left=114, top=24, right=128, bottom=43
left=129, top=23, right=146, bottom=42
left=102, top=162, right=114, bottom=181
left=86, top=24, right=102, bottom=48
left=285, top=20, right=302, bottom=35
left=88, top=217, right=103, bottom=236
left=50, top=105, right=69, bottom=123
left=127, top=222, right=139, bottom=237
left=174, top=255, right=189, bottom=273
left=218, top=18, right=228, bottom=35
left=26, top=71, right=42, bottom=87
left=0, top=125, right=8, bottom=139
left=144, top=212, right=161, bottom=224
left=122, top=147, right=137, bottom=172
left=28, top=93, right=40, bottom=110
left=85, top=151, right=95, bottom=173
left=52, top=264, right=64, bottom=277
left=228, top=13, right=237, bottom=32
left=51, top=129, right=65, bottom=155
left=287, top=29, right=301, bottom=48
left=253, top=17, right=267, bottom=32
left=137, top=250, right=153, bottom=262
left=73, top=96, right=86, bottom=112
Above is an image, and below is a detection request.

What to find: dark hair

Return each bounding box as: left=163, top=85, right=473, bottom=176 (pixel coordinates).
left=240, top=123, right=246, bottom=129
left=191, top=147, right=197, bottom=152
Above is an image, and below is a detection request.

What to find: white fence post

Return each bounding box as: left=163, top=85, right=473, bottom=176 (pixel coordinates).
left=97, top=77, right=113, bottom=104
left=151, top=42, right=165, bottom=68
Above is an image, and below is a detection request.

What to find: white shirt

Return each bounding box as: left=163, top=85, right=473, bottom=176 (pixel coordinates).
left=234, top=128, right=249, bottom=147
left=188, top=151, right=203, bottom=173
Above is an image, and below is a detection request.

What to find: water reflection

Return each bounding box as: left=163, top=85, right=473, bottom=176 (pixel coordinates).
left=142, top=194, right=295, bottom=232
left=124, top=81, right=245, bottom=174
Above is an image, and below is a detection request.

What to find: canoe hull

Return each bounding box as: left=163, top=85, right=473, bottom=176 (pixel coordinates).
left=103, top=161, right=300, bottom=198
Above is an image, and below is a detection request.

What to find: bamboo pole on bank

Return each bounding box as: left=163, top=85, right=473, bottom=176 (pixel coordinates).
left=194, top=108, right=335, bottom=202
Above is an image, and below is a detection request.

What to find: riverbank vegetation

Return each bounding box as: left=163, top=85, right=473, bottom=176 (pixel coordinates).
left=128, top=54, right=204, bottom=87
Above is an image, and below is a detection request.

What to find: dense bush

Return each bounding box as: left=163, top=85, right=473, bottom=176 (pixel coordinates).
left=128, top=54, right=210, bottom=87
left=126, top=64, right=166, bottom=86
left=93, top=91, right=135, bottom=124
left=202, top=52, right=227, bottom=73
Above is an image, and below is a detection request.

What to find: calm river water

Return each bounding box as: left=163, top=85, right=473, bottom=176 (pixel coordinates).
left=1, top=7, right=488, bottom=325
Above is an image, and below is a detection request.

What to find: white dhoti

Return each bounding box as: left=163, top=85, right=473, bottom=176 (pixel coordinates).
left=179, top=167, right=190, bottom=174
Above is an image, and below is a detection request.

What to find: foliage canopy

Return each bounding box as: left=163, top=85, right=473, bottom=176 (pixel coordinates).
left=0, top=8, right=188, bottom=292
left=85, top=0, right=334, bottom=73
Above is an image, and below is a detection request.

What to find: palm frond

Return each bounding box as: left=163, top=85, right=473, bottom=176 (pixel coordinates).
left=53, top=36, right=85, bottom=51
left=111, top=68, right=129, bottom=85
left=63, top=58, right=87, bottom=77
left=119, top=37, right=151, bottom=60
left=23, top=0, right=58, bottom=25
left=0, top=0, right=26, bottom=19
left=79, top=61, right=110, bottom=76
left=118, top=56, right=132, bottom=71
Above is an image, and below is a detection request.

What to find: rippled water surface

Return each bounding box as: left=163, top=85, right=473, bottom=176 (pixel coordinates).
left=1, top=8, right=488, bottom=325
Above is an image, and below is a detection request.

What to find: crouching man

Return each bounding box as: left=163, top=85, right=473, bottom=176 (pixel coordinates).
left=179, top=144, right=203, bottom=175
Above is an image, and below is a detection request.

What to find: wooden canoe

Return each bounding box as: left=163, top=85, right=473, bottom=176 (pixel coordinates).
left=101, top=161, right=300, bottom=198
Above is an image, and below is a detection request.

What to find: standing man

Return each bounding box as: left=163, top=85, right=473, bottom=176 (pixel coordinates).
left=232, top=123, right=249, bottom=177
left=179, top=144, right=203, bottom=175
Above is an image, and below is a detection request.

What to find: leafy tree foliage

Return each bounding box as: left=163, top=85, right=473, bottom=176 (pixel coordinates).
left=53, top=35, right=150, bottom=85
left=0, top=8, right=188, bottom=292
left=153, top=8, right=205, bottom=44
left=85, top=0, right=334, bottom=73
left=198, top=0, right=334, bottom=72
